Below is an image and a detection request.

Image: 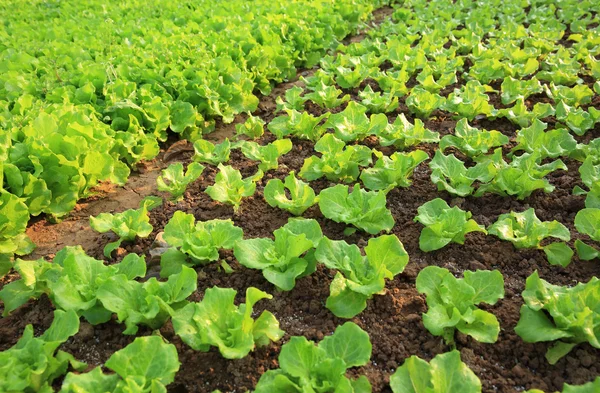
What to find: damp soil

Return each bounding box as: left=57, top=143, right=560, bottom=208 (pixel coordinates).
left=2, top=6, right=600, bottom=393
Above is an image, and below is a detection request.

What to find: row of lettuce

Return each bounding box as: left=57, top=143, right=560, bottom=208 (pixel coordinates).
left=0, top=0, right=390, bottom=274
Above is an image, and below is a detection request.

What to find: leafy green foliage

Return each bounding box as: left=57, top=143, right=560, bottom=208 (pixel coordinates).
left=443, top=80, right=494, bottom=120
left=512, top=120, right=577, bottom=159
left=193, top=139, right=231, bottom=165
left=390, top=350, right=482, bottom=393
left=275, top=86, right=306, bottom=112
left=429, top=151, right=489, bottom=197
left=315, top=235, right=409, bottom=318
left=515, top=271, right=600, bottom=364
left=406, top=87, right=445, bottom=119
left=545, top=83, right=594, bottom=107
left=488, top=208, right=573, bottom=267
left=497, top=98, right=556, bottom=128
left=238, top=139, right=293, bottom=171
left=205, top=164, right=261, bottom=212
left=358, top=85, right=399, bottom=113
left=97, top=266, right=197, bottom=334
left=0, top=191, right=34, bottom=277
left=157, top=162, right=204, bottom=201
left=60, top=336, right=180, bottom=393
left=303, top=80, right=350, bottom=109
left=235, top=115, right=266, bottom=139
left=414, top=198, right=486, bottom=251
left=299, top=134, right=372, bottom=182
left=234, top=218, right=322, bottom=290
left=172, top=286, right=283, bottom=359
left=526, top=378, right=600, bottom=393
left=254, top=322, right=372, bottom=393
left=555, top=101, right=600, bottom=136
left=263, top=171, right=317, bottom=215
left=0, top=310, right=85, bottom=393
left=89, top=196, right=162, bottom=257
left=417, top=266, right=504, bottom=344
left=360, top=150, right=428, bottom=191
left=318, top=184, right=394, bottom=234
left=439, top=119, right=509, bottom=158
left=573, top=156, right=600, bottom=209
left=324, top=101, right=388, bottom=142
left=268, top=109, right=329, bottom=141
left=160, top=211, right=243, bottom=276
left=574, top=208, right=600, bottom=261
left=501, top=76, right=543, bottom=105
left=375, top=114, right=440, bottom=149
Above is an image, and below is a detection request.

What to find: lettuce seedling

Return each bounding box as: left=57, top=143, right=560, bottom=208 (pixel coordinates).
left=268, top=109, right=329, bottom=141
left=275, top=86, right=306, bottom=112
left=234, top=218, right=322, bottom=290
left=545, top=83, right=594, bottom=107
left=515, top=271, right=600, bottom=364
left=429, top=151, right=493, bottom=197
left=97, top=266, right=197, bottom=334
left=316, top=235, right=408, bottom=318
left=172, top=286, right=284, bottom=359
left=254, top=322, right=372, bottom=392
left=299, top=134, right=372, bottom=183
left=489, top=208, right=573, bottom=267
left=358, top=85, right=399, bottom=113
left=574, top=157, right=600, bottom=209
left=0, top=310, right=85, bottom=393
left=375, top=114, right=440, bottom=149
left=205, top=164, right=262, bottom=212
left=238, top=139, right=292, bottom=171
left=303, top=80, right=350, bottom=109
left=527, top=378, right=600, bottom=393
left=574, top=208, right=600, bottom=261
left=500, top=76, right=543, bottom=105
left=157, top=162, right=204, bottom=201
left=193, top=138, right=231, bottom=165
left=319, top=184, right=394, bottom=235
left=414, top=198, right=486, bottom=252
left=360, top=150, right=428, bottom=191
left=555, top=101, right=600, bottom=136
left=263, top=171, right=317, bottom=216
left=0, top=191, right=34, bottom=277
left=89, top=196, right=162, bottom=257
left=324, top=101, right=388, bottom=142
left=443, top=80, right=494, bottom=120
left=235, top=114, right=265, bottom=139
left=475, top=149, right=567, bottom=200
left=440, top=119, right=509, bottom=158
left=60, top=336, right=180, bottom=393
left=334, top=63, right=374, bottom=89
left=497, top=98, right=556, bottom=128
left=390, top=350, right=482, bottom=393
left=512, top=120, right=577, bottom=159
left=406, top=87, right=446, bottom=119
left=160, top=211, right=243, bottom=276
left=417, top=266, right=504, bottom=344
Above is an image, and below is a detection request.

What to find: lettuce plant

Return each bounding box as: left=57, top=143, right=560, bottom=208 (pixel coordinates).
left=573, top=156, right=600, bottom=202
left=443, top=80, right=494, bottom=120
left=89, top=196, right=162, bottom=257
left=205, top=164, right=261, bottom=212
left=390, top=350, right=482, bottom=393
left=324, top=101, right=388, bottom=142
left=358, top=85, right=399, bottom=113
left=268, top=109, right=329, bottom=141
left=512, top=120, right=577, bottom=159
left=160, top=211, right=243, bottom=276
left=527, top=378, right=600, bottom=393
left=275, top=86, right=306, bottom=112
left=157, top=162, right=204, bottom=201
left=334, top=63, right=374, bottom=89
left=316, top=235, right=408, bottom=318
left=414, top=198, right=486, bottom=252
left=501, top=76, right=543, bottom=105
left=474, top=149, right=567, bottom=200
left=417, top=266, right=504, bottom=344
left=574, top=208, right=600, bottom=261
left=515, top=271, right=600, bottom=364
left=555, top=101, right=600, bottom=136
left=263, top=171, right=317, bottom=216
left=375, top=114, right=440, bottom=149
left=439, top=119, right=509, bottom=158
left=96, top=266, right=197, bottom=334
left=429, top=151, right=492, bottom=197
left=545, top=83, right=594, bottom=107
left=0, top=191, right=34, bottom=277
left=254, top=322, right=372, bottom=392
left=488, top=208, right=573, bottom=267
left=234, top=218, right=322, bottom=290
left=0, top=310, right=85, bottom=393
left=60, top=336, right=180, bottom=393
left=360, top=150, right=428, bottom=191
left=299, top=134, right=372, bottom=183
left=303, top=80, right=350, bottom=109
left=406, top=87, right=445, bottom=119
left=238, top=139, right=292, bottom=171
left=172, top=286, right=284, bottom=359
left=193, top=138, right=231, bottom=165
left=318, top=184, right=394, bottom=235
left=235, top=114, right=265, bottom=139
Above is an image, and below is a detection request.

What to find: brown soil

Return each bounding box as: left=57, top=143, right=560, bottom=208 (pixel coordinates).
left=2, top=6, right=600, bottom=393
